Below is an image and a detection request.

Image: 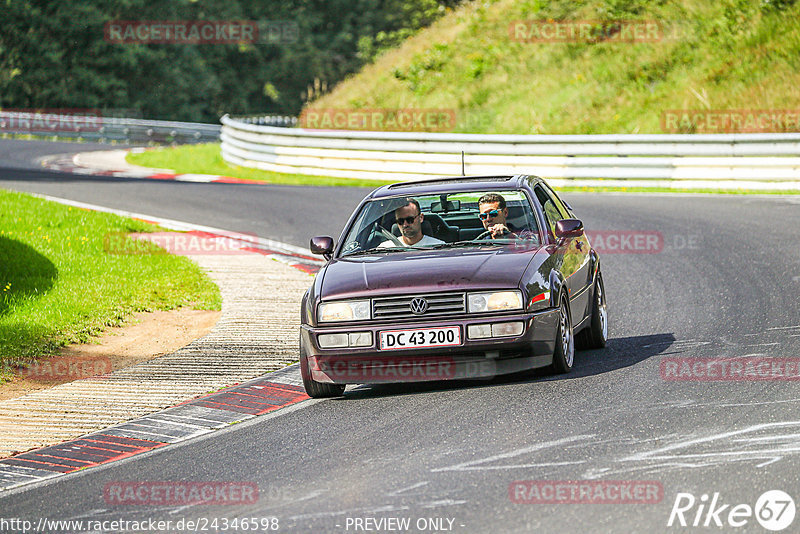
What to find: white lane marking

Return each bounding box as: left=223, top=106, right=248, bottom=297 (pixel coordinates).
left=294, top=490, right=327, bottom=503
left=430, top=435, right=593, bottom=472
left=421, top=499, right=468, bottom=508
left=731, top=433, right=800, bottom=443
left=756, top=457, right=782, bottom=468
left=30, top=193, right=320, bottom=262
left=582, top=462, right=711, bottom=480
left=622, top=421, right=800, bottom=463
left=767, top=325, right=800, bottom=330
left=386, top=481, right=428, bottom=496
left=174, top=174, right=216, bottom=183
left=167, top=504, right=199, bottom=514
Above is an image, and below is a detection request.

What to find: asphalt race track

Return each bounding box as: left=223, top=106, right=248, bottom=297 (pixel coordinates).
left=2, top=139, right=800, bottom=532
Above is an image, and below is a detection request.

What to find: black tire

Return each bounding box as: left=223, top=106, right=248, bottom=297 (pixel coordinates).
left=576, top=271, right=608, bottom=350
left=300, top=339, right=345, bottom=398
left=549, top=297, right=575, bottom=374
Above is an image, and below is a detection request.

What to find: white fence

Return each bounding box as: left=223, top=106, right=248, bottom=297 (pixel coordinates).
left=221, top=114, right=800, bottom=190
left=0, top=111, right=220, bottom=144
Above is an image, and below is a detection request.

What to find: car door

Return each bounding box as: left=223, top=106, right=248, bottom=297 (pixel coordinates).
left=533, top=184, right=592, bottom=326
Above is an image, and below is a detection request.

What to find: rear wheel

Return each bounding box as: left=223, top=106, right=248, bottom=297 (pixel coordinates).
left=576, top=272, right=608, bottom=350
left=550, top=298, right=575, bottom=374
left=300, top=338, right=345, bottom=398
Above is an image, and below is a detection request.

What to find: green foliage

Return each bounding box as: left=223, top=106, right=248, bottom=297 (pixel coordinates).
left=0, top=0, right=460, bottom=121
left=311, top=0, right=800, bottom=134
left=393, top=43, right=452, bottom=94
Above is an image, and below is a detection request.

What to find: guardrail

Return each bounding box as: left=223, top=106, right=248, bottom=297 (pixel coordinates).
left=220, top=114, right=800, bottom=190
left=0, top=111, right=220, bottom=144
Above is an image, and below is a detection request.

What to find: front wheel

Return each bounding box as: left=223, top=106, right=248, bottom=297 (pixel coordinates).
left=300, top=339, right=345, bottom=398
left=550, top=298, right=575, bottom=374
left=576, top=272, right=608, bottom=350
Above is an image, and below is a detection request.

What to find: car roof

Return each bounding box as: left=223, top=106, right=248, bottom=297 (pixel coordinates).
left=367, top=175, right=542, bottom=199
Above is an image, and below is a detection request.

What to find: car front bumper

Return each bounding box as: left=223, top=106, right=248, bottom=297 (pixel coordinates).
left=301, top=309, right=559, bottom=384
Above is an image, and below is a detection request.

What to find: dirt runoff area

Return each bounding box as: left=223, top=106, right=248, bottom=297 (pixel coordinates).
left=0, top=308, right=220, bottom=401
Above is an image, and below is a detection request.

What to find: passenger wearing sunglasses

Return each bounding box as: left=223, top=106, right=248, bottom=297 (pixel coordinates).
left=378, top=198, right=445, bottom=248
left=478, top=193, right=519, bottom=239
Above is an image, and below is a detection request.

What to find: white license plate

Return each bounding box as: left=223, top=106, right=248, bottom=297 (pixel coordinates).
left=379, top=326, right=461, bottom=351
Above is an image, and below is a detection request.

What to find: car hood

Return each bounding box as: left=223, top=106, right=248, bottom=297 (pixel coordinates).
left=319, top=247, right=543, bottom=300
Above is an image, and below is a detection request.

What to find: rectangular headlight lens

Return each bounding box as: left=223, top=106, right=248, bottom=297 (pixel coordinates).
left=467, top=291, right=523, bottom=313
left=491, top=322, right=524, bottom=337
left=319, top=300, right=371, bottom=322
left=467, top=324, right=492, bottom=339
left=318, top=333, right=349, bottom=348
left=318, top=331, right=373, bottom=349
left=349, top=332, right=373, bottom=347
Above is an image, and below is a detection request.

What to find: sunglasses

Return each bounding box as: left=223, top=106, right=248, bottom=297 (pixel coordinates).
left=396, top=215, right=418, bottom=225
left=479, top=209, right=501, bottom=220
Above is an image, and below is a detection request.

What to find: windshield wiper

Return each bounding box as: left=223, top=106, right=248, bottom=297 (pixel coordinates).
left=344, top=246, right=418, bottom=256
left=430, top=240, right=506, bottom=249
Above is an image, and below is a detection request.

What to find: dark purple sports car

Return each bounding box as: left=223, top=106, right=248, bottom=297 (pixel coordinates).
left=300, top=175, right=607, bottom=397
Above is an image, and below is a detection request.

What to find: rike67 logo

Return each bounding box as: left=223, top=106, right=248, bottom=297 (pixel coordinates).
left=667, top=490, right=796, bottom=531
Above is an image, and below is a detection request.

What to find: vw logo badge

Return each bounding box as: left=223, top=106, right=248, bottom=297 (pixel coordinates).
left=410, top=297, right=429, bottom=315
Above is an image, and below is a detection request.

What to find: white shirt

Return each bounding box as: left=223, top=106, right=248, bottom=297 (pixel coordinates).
left=378, top=234, right=445, bottom=248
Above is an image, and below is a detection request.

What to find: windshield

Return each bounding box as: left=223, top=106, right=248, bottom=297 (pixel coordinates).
left=339, top=190, right=541, bottom=256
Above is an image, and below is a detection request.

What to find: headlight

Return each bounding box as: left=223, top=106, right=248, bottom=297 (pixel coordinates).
left=319, top=300, right=371, bottom=322
left=467, top=291, right=523, bottom=313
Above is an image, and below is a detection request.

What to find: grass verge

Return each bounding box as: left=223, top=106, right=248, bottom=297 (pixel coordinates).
left=0, top=189, right=221, bottom=380
left=127, top=143, right=394, bottom=188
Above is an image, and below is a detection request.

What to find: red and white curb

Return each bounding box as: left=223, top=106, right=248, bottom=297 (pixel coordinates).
left=0, top=366, right=306, bottom=491
left=34, top=193, right=324, bottom=274
left=0, top=197, right=324, bottom=492
left=39, top=151, right=262, bottom=185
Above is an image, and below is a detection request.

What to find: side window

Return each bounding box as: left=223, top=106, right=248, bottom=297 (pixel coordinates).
left=541, top=182, right=572, bottom=219
left=534, top=186, right=562, bottom=240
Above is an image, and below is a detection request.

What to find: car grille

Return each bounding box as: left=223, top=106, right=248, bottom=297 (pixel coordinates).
left=372, top=292, right=466, bottom=319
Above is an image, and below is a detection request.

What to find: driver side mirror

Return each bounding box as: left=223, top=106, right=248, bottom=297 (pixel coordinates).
left=555, top=219, right=584, bottom=239
left=310, top=236, right=334, bottom=260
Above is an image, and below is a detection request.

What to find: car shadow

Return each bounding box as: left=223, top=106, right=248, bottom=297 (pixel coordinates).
left=339, top=332, right=676, bottom=400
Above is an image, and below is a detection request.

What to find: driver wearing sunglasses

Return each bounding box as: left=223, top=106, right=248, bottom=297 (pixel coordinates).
left=478, top=193, right=519, bottom=239
left=378, top=198, right=445, bottom=248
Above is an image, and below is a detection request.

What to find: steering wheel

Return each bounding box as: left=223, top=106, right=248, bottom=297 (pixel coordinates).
left=375, top=223, right=404, bottom=247
left=475, top=228, right=508, bottom=240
